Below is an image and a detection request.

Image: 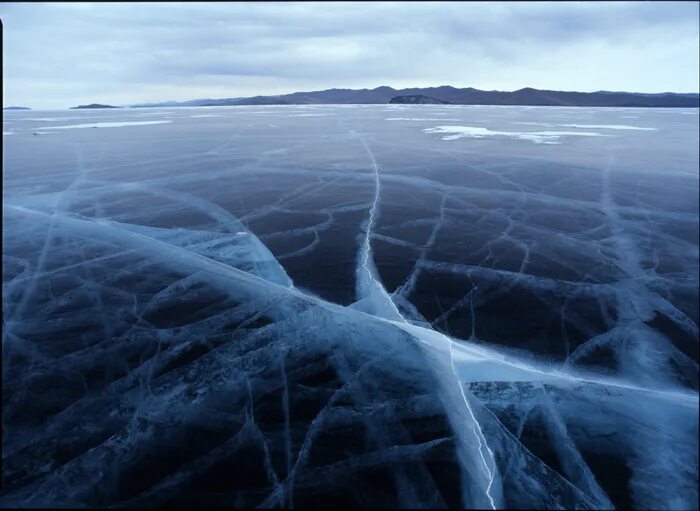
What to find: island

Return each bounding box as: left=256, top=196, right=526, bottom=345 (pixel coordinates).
left=389, top=94, right=451, bottom=104
left=70, top=104, right=121, bottom=109
left=3, top=106, right=31, bottom=110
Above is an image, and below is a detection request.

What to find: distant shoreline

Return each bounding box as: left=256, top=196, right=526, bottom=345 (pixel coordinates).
left=8, top=104, right=699, bottom=112
left=9, top=85, right=700, bottom=111
left=130, top=103, right=700, bottom=109
left=128, top=103, right=700, bottom=109
left=126, top=85, right=700, bottom=109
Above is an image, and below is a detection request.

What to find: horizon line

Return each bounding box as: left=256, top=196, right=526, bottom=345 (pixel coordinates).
left=5, top=84, right=700, bottom=110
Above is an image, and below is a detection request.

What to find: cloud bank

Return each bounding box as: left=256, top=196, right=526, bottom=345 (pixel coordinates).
left=1, top=1, right=698, bottom=109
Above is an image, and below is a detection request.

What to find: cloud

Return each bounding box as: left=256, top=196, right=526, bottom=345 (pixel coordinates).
left=1, top=1, right=698, bottom=109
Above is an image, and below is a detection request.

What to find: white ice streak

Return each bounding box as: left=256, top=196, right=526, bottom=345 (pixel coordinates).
left=386, top=118, right=462, bottom=121
left=559, top=124, right=658, bottom=131
left=424, top=126, right=608, bottom=144
left=37, top=121, right=172, bottom=130
left=513, top=121, right=657, bottom=131
left=512, top=122, right=556, bottom=127
left=18, top=116, right=111, bottom=122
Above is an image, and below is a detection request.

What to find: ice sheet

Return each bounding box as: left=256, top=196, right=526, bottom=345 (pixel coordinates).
left=2, top=104, right=697, bottom=509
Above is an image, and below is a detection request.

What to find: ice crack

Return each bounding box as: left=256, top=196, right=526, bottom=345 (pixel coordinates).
left=354, top=135, right=406, bottom=322
left=448, top=341, right=497, bottom=509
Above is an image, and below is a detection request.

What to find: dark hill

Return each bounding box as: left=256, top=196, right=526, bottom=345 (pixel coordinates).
left=389, top=94, right=451, bottom=104
left=70, top=104, right=120, bottom=109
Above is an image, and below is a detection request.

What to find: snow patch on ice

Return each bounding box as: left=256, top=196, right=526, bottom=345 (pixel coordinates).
left=514, top=122, right=657, bottom=131
left=424, top=126, right=607, bottom=144
left=512, top=121, right=556, bottom=127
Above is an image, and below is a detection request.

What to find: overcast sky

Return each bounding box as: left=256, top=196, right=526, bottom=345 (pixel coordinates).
left=2, top=2, right=698, bottom=109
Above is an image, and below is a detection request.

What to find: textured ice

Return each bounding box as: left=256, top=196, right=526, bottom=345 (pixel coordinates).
left=2, top=104, right=698, bottom=509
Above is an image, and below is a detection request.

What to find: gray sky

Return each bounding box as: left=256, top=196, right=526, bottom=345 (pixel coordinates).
left=2, top=1, right=698, bottom=109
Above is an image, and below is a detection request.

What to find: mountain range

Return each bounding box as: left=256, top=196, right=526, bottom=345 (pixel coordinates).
left=129, top=85, right=699, bottom=108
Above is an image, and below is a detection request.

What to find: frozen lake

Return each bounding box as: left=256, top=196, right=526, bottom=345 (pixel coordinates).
left=2, top=104, right=698, bottom=509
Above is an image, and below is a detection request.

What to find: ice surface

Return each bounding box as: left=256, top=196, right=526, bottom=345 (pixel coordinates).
left=2, top=104, right=698, bottom=509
